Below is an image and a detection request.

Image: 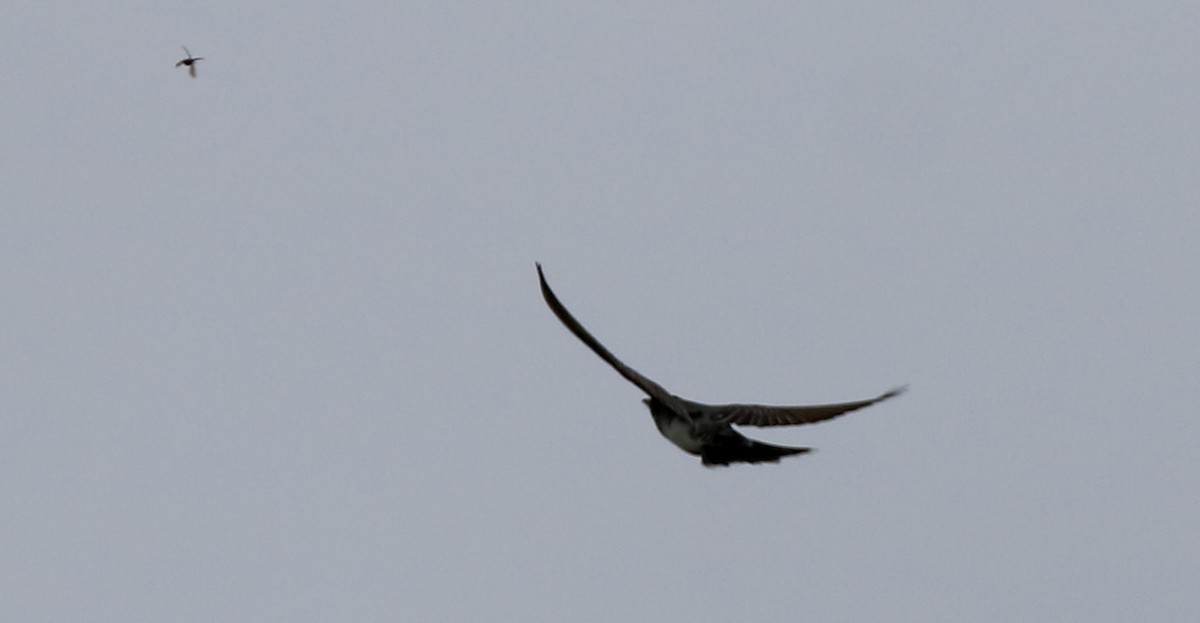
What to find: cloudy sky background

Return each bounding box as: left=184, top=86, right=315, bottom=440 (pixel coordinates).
left=3, top=2, right=1198, bottom=620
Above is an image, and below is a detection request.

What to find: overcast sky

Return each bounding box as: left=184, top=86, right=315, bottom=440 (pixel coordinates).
left=3, top=2, right=1199, bottom=621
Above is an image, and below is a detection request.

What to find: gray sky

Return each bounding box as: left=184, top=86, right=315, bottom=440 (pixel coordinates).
left=3, top=2, right=1198, bottom=620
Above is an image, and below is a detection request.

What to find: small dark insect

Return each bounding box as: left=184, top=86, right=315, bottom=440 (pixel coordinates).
left=175, top=46, right=204, bottom=78
left=536, top=263, right=905, bottom=466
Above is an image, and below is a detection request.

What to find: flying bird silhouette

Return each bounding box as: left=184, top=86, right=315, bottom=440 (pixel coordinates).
left=175, top=46, right=204, bottom=78
left=537, top=263, right=904, bottom=466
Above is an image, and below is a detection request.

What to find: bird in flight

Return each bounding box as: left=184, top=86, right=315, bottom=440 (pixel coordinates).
left=175, top=46, right=204, bottom=78
left=536, top=263, right=904, bottom=466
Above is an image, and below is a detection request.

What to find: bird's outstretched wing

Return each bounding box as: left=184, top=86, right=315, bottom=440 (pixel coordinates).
left=188, top=65, right=197, bottom=78
left=537, top=264, right=681, bottom=411
left=709, top=386, right=906, bottom=427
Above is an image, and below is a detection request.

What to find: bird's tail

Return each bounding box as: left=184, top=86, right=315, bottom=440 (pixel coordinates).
left=701, top=439, right=811, bottom=467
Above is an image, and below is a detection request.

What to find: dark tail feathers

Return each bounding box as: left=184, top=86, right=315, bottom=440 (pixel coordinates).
left=701, top=437, right=812, bottom=467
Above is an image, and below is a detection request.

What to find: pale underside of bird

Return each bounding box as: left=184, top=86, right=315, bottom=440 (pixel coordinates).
left=537, top=263, right=905, bottom=467
left=175, top=46, right=204, bottom=78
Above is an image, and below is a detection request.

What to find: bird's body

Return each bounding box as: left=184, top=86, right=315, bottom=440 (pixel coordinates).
left=175, top=46, right=204, bottom=78
left=536, top=263, right=904, bottom=466
left=644, top=397, right=814, bottom=465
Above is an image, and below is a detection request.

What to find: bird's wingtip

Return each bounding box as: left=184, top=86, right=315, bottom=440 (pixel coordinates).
left=883, top=385, right=909, bottom=400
